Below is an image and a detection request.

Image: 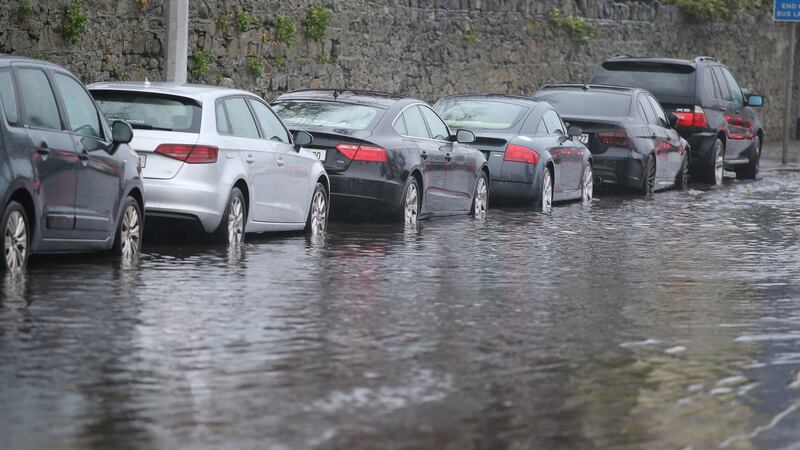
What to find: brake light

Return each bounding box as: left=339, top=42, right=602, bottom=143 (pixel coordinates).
left=336, top=144, right=388, bottom=162
left=504, top=144, right=539, bottom=165
left=598, top=129, right=631, bottom=147
left=155, top=144, right=219, bottom=164
left=674, top=106, right=708, bottom=128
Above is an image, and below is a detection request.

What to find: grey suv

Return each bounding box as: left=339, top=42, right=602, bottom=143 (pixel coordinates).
left=0, top=56, right=143, bottom=272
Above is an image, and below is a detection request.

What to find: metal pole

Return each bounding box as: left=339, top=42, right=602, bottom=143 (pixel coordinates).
left=782, top=22, right=797, bottom=165
left=165, top=0, right=189, bottom=83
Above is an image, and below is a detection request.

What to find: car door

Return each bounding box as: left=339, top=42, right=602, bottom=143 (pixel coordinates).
left=541, top=109, right=577, bottom=195
left=397, top=105, right=447, bottom=213
left=646, top=94, right=683, bottom=182
left=248, top=97, right=311, bottom=223
left=419, top=105, right=472, bottom=212
left=53, top=71, right=121, bottom=241
left=718, top=67, right=753, bottom=161
left=637, top=96, right=670, bottom=181
left=13, top=65, right=78, bottom=241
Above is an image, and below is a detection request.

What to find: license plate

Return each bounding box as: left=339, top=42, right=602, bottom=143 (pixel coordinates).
left=138, top=153, right=147, bottom=168
left=302, top=148, right=326, bottom=161
left=578, top=133, right=590, bottom=145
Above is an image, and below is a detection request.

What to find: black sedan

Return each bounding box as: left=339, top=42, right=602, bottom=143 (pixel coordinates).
left=535, top=85, right=690, bottom=196
left=272, top=90, right=490, bottom=224
left=434, top=94, right=593, bottom=211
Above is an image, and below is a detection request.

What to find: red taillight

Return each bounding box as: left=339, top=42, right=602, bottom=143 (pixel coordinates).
left=598, top=129, right=632, bottom=147
left=155, top=144, right=218, bottom=164
left=336, top=143, right=388, bottom=162
left=674, top=106, right=708, bottom=129
left=504, top=144, right=539, bottom=165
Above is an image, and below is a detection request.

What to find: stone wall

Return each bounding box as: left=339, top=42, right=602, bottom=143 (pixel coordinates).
left=0, top=0, right=795, bottom=139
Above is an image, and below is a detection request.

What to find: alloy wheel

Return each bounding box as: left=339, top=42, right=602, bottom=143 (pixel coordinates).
left=473, top=176, right=488, bottom=219
left=310, top=190, right=327, bottom=236
left=541, top=170, right=553, bottom=213
left=582, top=166, right=593, bottom=205
left=646, top=159, right=656, bottom=197
left=404, top=182, right=419, bottom=225
left=4, top=211, right=27, bottom=272
left=120, top=204, right=141, bottom=263
left=227, top=196, right=245, bottom=245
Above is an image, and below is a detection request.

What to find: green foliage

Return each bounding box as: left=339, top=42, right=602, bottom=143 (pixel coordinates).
left=465, top=30, right=479, bottom=45
left=215, top=75, right=224, bottom=85
left=236, top=10, right=253, bottom=30
left=63, top=1, right=89, bottom=44
left=275, top=15, right=297, bottom=46
left=218, top=15, right=231, bottom=31
left=192, top=50, right=213, bottom=79
left=247, top=56, right=263, bottom=77
left=112, top=68, right=124, bottom=80
left=304, top=5, right=331, bottom=43
left=273, top=55, right=286, bottom=71
left=316, top=51, right=328, bottom=64
left=547, top=8, right=597, bottom=45
left=18, top=1, right=33, bottom=22
left=664, top=0, right=771, bottom=21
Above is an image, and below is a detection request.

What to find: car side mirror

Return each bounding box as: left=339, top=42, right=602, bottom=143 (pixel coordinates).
left=112, top=120, right=133, bottom=145
left=668, top=113, right=679, bottom=128
left=455, top=129, right=476, bottom=144
left=293, top=130, right=313, bottom=149
left=746, top=94, right=764, bottom=107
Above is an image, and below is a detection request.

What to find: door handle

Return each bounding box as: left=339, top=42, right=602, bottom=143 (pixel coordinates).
left=420, top=151, right=428, bottom=161
left=245, top=154, right=255, bottom=164
left=276, top=158, right=285, bottom=167
left=445, top=153, right=452, bottom=162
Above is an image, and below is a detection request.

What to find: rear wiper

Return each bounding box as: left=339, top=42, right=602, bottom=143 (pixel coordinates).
left=130, top=124, right=175, bottom=131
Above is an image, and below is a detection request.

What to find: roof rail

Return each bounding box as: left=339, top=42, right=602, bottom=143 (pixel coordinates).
left=540, top=83, right=636, bottom=92
left=285, top=88, right=404, bottom=99
left=694, top=56, right=719, bottom=63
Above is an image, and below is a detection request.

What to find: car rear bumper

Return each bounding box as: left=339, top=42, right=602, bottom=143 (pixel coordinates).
left=686, top=132, right=718, bottom=167
left=592, top=148, right=645, bottom=189
left=143, top=176, right=230, bottom=233
left=489, top=161, right=543, bottom=204
left=329, top=173, right=405, bottom=216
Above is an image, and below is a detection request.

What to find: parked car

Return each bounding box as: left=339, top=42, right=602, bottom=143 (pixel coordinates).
left=271, top=90, right=490, bottom=223
left=89, top=82, right=329, bottom=245
left=536, top=85, right=690, bottom=196
left=0, top=56, right=143, bottom=272
left=590, top=55, right=764, bottom=183
left=434, top=94, right=593, bottom=211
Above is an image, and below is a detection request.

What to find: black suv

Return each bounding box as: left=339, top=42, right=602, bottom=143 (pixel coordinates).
left=0, top=56, right=144, bottom=272
left=590, top=56, right=764, bottom=184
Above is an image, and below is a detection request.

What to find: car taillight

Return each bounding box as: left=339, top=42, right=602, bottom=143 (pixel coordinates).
left=155, top=144, right=219, bottom=164
left=336, top=144, right=388, bottom=162
left=598, top=129, right=632, bottom=147
left=504, top=144, right=539, bottom=165
left=674, top=106, right=708, bottom=128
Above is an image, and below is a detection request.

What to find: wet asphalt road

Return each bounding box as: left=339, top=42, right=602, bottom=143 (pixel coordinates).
left=2, top=166, right=800, bottom=450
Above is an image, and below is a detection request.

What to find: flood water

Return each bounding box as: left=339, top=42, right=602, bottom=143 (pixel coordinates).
left=2, top=168, right=800, bottom=450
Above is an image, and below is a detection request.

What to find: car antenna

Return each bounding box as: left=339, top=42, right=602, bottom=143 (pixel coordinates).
left=144, top=77, right=151, bottom=88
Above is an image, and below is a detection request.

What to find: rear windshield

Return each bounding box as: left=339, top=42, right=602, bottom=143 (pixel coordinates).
left=436, top=100, right=528, bottom=130
left=536, top=91, right=632, bottom=118
left=592, top=62, right=696, bottom=99
left=91, top=90, right=201, bottom=133
left=273, top=101, right=381, bottom=131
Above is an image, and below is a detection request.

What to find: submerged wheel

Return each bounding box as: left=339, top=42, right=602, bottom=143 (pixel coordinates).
left=538, top=168, right=553, bottom=213
left=641, top=155, right=656, bottom=197
left=708, top=139, right=724, bottom=186
left=305, top=182, right=328, bottom=236
left=471, top=172, right=489, bottom=219
left=213, top=187, right=246, bottom=245
left=399, top=177, right=420, bottom=225
left=1, top=201, right=29, bottom=272
left=111, top=196, right=142, bottom=264
left=675, top=154, right=690, bottom=191
left=736, top=135, right=760, bottom=180
left=581, top=164, right=593, bottom=205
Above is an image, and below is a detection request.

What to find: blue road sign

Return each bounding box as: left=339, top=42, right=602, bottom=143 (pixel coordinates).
left=775, top=0, right=800, bottom=21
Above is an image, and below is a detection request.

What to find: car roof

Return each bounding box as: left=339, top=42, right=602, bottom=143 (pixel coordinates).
left=0, top=54, right=68, bottom=70
left=275, top=89, right=415, bottom=108
left=438, top=94, right=543, bottom=108
left=538, top=84, right=644, bottom=96
left=87, top=81, right=259, bottom=102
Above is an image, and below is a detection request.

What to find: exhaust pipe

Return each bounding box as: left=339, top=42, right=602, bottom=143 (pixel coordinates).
left=594, top=176, right=603, bottom=185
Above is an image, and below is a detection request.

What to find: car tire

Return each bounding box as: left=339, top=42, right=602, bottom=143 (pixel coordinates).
left=735, top=135, right=760, bottom=180
left=1, top=201, right=29, bottom=273
left=304, top=182, right=328, bottom=236
left=707, top=138, right=724, bottom=186
left=213, top=187, right=246, bottom=245
left=538, top=168, right=553, bottom=213
left=640, top=155, right=656, bottom=197
left=111, top=196, right=142, bottom=264
left=581, top=164, right=593, bottom=205
left=471, top=171, right=489, bottom=219
left=398, top=176, right=421, bottom=225
left=675, top=154, right=690, bottom=191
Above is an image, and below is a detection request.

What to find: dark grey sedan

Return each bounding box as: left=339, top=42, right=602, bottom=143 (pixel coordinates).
left=434, top=95, right=593, bottom=211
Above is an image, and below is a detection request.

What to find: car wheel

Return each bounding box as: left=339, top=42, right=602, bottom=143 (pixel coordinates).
left=111, top=196, right=142, bottom=264
left=213, top=187, right=246, bottom=245
left=641, top=155, right=656, bottom=197
left=1, top=201, right=29, bottom=273
left=538, top=168, right=553, bottom=213
left=708, top=139, right=724, bottom=186
left=581, top=164, right=593, bottom=205
left=305, top=182, right=328, bottom=236
left=398, top=177, right=421, bottom=225
left=736, top=135, right=760, bottom=180
left=471, top=171, right=489, bottom=219
left=675, top=154, right=690, bottom=191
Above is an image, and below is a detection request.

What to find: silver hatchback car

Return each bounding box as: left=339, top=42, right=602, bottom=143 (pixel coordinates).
left=89, top=82, right=330, bottom=244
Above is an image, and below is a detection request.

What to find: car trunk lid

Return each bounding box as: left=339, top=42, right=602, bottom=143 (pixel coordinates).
left=129, top=130, right=200, bottom=179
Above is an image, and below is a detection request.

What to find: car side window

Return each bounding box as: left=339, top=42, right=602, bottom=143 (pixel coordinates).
left=711, top=67, right=732, bottom=101
left=420, top=106, right=450, bottom=141
left=393, top=113, right=408, bottom=135
left=0, top=69, right=19, bottom=125
left=647, top=96, right=668, bottom=128
left=721, top=68, right=745, bottom=107
left=542, top=109, right=565, bottom=135
left=223, top=97, right=260, bottom=139
left=216, top=101, right=231, bottom=134
left=16, top=68, right=61, bottom=131
left=248, top=98, right=290, bottom=143
left=54, top=73, right=103, bottom=139
left=535, top=118, right=548, bottom=135
left=703, top=68, right=721, bottom=101
left=402, top=106, right=430, bottom=139
left=638, top=97, right=655, bottom=125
